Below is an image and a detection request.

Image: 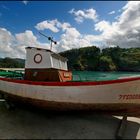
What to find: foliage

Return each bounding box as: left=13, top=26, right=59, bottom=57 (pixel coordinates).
left=99, top=56, right=116, bottom=71
left=60, top=46, right=100, bottom=71
left=0, top=46, right=140, bottom=71
left=60, top=46, right=140, bottom=72
left=0, top=57, right=25, bottom=68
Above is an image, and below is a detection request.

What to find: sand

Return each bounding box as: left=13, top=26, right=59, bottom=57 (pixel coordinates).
left=0, top=102, right=139, bottom=139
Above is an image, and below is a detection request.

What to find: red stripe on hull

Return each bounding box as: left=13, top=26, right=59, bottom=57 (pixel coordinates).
left=0, top=77, right=140, bottom=86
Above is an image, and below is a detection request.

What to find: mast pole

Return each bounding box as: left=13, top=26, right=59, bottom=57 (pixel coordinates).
left=39, top=32, right=57, bottom=51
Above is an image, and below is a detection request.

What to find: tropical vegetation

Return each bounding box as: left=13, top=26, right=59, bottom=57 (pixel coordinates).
left=0, top=46, right=140, bottom=72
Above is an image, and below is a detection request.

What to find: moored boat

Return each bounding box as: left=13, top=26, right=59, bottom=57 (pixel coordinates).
left=0, top=46, right=140, bottom=116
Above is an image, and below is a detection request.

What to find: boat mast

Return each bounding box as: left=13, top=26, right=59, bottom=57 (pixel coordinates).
left=39, top=32, right=57, bottom=51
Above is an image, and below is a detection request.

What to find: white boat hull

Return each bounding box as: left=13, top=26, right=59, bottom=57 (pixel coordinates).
left=0, top=77, right=140, bottom=116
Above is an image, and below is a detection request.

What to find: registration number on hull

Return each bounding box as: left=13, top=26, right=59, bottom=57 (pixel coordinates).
left=119, top=94, right=140, bottom=100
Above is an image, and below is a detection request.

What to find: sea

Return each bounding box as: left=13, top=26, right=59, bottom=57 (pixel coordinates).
left=72, top=71, right=140, bottom=82
left=0, top=70, right=140, bottom=82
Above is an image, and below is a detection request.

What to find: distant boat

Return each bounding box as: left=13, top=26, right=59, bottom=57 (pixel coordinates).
left=0, top=46, right=140, bottom=116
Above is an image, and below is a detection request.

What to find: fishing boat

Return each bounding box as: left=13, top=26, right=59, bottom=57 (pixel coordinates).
left=0, top=45, right=140, bottom=116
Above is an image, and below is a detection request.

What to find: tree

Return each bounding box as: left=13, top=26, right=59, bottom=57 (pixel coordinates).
left=99, top=56, right=117, bottom=71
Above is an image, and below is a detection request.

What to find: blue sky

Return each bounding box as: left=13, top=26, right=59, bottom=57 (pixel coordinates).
left=0, top=1, right=140, bottom=58
left=0, top=1, right=126, bottom=39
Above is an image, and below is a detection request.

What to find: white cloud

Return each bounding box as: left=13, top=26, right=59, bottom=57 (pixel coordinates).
left=1, top=23, right=95, bottom=58
left=0, top=28, right=13, bottom=53
left=0, top=28, right=25, bottom=58
left=22, top=1, right=28, bottom=5
left=69, top=8, right=98, bottom=23
left=1, top=1, right=140, bottom=58
left=95, top=20, right=111, bottom=32
left=15, top=30, right=51, bottom=51
left=16, top=30, right=38, bottom=47
left=56, top=22, right=71, bottom=31
left=94, top=1, right=140, bottom=48
left=35, top=19, right=60, bottom=32
left=61, top=1, right=140, bottom=50
left=0, top=28, right=51, bottom=59
left=58, top=27, right=81, bottom=51
left=57, top=26, right=102, bottom=52
left=35, top=19, right=72, bottom=33
left=108, top=11, right=115, bottom=15
left=35, top=19, right=95, bottom=52
left=49, top=1, right=140, bottom=52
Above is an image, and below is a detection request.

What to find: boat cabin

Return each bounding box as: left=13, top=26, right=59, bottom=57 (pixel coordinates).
left=24, top=47, right=72, bottom=82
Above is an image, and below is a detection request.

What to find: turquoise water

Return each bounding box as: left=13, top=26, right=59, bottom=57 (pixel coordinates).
left=0, top=70, right=140, bottom=82
left=72, top=71, right=140, bottom=81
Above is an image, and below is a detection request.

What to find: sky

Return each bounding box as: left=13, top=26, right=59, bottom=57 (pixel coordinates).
left=0, top=1, right=140, bottom=58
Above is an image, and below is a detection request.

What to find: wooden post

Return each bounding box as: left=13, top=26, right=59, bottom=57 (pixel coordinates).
left=116, top=115, right=127, bottom=139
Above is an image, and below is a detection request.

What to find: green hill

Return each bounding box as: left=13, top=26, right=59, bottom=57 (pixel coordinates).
left=0, top=57, right=25, bottom=68
left=0, top=46, right=140, bottom=72
left=60, top=46, right=140, bottom=72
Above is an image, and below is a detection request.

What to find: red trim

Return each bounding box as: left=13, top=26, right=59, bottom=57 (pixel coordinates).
left=0, top=77, right=140, bottom=86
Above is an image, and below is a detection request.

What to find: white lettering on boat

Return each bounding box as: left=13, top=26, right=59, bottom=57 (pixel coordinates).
left=119, top=94, right=140, bottom=100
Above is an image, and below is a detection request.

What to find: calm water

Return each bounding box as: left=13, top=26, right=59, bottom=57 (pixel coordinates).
left=72, top=71, right=140, bottom=81
left=0, top=70, right=140, bottom=82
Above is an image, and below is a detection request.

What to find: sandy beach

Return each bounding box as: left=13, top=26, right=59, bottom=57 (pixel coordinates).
left=0, top=101, right=139, bottom=139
